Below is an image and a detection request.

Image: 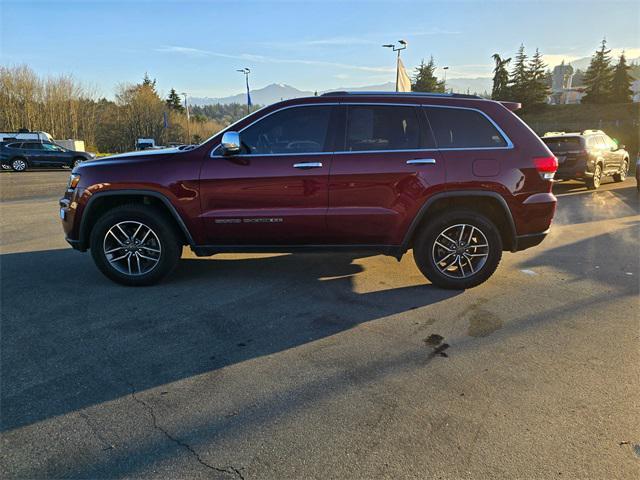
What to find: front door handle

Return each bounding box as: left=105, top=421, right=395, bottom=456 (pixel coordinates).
left=406, top=158, right=436, bottom=165
left=293, top=162, right=323, bottom=169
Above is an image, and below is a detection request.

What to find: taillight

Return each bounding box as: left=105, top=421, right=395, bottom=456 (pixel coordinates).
left=534, top=156, right=558, bottom=180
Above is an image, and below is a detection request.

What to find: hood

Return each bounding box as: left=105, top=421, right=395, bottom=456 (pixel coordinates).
left=104, top=147, right=185, bottom=160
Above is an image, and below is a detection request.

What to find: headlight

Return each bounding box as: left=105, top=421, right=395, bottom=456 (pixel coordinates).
left=68, top=174, right=81, bottom=189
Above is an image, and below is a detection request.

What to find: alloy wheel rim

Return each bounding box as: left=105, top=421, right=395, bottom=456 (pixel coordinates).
left=621, top=161, right=628, bottom=180
left=594, top=166, right=601, bottom=187
left=432, top=223, right=489, bottom=279
left=13, top=160, right=26, bottom=170
left=103, top=221, right=162, bottom=276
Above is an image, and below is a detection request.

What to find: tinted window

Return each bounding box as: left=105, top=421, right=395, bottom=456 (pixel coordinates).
left=42, top=143, right=62, bottom=151
left=425, top=107, right=507, bottom=148
left=543, top=137, right=583, bottom=152
left=241, top=106, right=331, bottom=154
left=345, top=105, right=421, bottom=151
left=23, top=143, right=43, bottom=150
left=6, top=143, right=23, bottom=149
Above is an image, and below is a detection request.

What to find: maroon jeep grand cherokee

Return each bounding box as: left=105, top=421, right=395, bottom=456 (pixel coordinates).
left=60, top=92, right=557, bottom=288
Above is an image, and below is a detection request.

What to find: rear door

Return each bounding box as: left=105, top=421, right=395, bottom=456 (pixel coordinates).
left=199, top=104, right=334, bottom=245
left=327, top=104, right=445, bottom=245
left=424, top=105, right=513, bottom=191
left=22, top=143, right=45, bottom=165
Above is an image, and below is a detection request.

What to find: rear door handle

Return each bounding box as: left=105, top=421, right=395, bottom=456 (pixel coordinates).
left=406, top=158, right=436, bottom=165
left=293, top=162, right=323, bottom=169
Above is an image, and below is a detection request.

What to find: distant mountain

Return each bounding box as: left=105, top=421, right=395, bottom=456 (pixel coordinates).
left=190, top=78, right=495, bottom=106
left=190, top=83, right=312, bottom=106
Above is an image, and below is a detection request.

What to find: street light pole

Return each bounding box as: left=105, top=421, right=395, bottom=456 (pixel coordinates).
left=443, top=66, right=449, bottom=93
left=181, top=92, right=191, bottom=144
left=382, top=40, right=407, bottom=92
left=237, top=68, right=251, bottom=115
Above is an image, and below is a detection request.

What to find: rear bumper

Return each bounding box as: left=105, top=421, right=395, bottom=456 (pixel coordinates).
left=512, top=230, right=549, bottom=251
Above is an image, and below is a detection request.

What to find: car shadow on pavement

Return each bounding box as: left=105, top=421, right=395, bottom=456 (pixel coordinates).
left=0, top=249, right=460, bottom=432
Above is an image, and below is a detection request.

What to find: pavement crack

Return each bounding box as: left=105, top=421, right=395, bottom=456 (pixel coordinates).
left=126, top=382, right=245, bottom=479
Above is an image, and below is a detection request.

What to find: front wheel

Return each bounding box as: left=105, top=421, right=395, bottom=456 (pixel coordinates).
left=613, top=159, right=628, bottom=182
left=413, top=209, right=503, bottom=290
left=90, top=204, right=181, bottom=286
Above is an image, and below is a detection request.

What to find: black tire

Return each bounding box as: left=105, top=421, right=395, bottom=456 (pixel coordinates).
left=90, top=204, right=181, bottom=286
left=586, top=163, right=602, bottom=190
left=11, top=157, right=28, bottom=172
left=413, top=209, right=503, bottom=290
left=612, top=159, right=628, bottom=182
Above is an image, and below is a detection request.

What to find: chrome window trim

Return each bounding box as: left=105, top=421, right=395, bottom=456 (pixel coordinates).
left=210, top=101, right=514, bottom=158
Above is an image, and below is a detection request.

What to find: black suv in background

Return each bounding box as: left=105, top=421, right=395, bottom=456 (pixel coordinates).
left=0, top=141, right=95, bottom=172
left=542, top=130, right=630, bottom=189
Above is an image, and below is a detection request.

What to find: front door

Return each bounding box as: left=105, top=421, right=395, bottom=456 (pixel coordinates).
left=199, top=105, right=334, bottom=245
left=327, top=104, right=446, bottom=245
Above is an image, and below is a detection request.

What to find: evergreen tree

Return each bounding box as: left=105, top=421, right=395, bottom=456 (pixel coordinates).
left=166, top=88, right=184, bottom=112
left=141, top=73, right=158, bottom=95
left=582, top=39, right=614, bottom=104
left=610, top=53, right=633, bottom=103
left=412, top=57, right=445, bottom=93
left=491, top=53, right=511, bottom=100
left=508, top=44, right=529, bottom=105
left=526, top=48, right=549, bottom=109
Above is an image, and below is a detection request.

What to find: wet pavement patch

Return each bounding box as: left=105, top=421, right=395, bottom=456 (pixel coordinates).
left=462, top=299, right=503, bottom=338
left=423, top=334, right=449, bottom=357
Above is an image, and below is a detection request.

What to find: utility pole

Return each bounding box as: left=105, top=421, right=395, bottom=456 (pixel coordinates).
left=443, top=66, right=449, bottom=92
left=181, top=92, right=191, bottom=144
left=382, top=40, right=407, bottom=92
left=237, top=68, right=251, bottom=115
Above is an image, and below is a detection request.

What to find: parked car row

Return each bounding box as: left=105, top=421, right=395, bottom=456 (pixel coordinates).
left=0, top=141, right=95, bottom=171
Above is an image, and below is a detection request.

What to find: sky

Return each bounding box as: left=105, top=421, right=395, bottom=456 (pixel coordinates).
left=1, top=0, right=639, bottom=99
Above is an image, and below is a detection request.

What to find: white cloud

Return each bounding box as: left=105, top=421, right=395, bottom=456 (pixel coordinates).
left=156, top=45, right=394, bottom=73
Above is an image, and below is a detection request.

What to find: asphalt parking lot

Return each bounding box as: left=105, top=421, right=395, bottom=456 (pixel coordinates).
left=1, top=170, right=638, bottom=479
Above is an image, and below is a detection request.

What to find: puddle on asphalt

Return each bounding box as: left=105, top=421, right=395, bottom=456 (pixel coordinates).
left=463, top=298, right=504, bottom=338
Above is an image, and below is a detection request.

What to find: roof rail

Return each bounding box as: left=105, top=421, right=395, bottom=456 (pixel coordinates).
left=581, top=129, right=604, bottom=135
left=320, top=91, right=483, bottom=99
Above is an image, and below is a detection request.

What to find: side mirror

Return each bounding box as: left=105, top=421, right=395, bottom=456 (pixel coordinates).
left=220, top=131, right=241, bottom=156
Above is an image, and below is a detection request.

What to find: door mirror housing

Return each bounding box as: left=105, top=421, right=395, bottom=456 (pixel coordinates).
left=220, top=131, right=241, bottom=156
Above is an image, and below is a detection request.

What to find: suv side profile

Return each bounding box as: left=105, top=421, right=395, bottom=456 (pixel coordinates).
left=1, top=141, right=95, bottom=171
left=542, top=130, right=629, bottom=189
left=60, top=92, right=558, bottom=289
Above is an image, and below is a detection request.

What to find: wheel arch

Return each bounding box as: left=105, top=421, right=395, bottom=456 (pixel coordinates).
left=399, top=191, right=517, bottom=256
left=78, top=190, right=195, bottom=249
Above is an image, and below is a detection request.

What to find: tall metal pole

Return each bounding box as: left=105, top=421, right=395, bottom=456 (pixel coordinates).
left=383, top=41, right=407, bottom=92
left=443, top=66, right=449, bottom=93
left=237, top=68, right=251, bottom=115
left=181, top=92, right=190, bottom=144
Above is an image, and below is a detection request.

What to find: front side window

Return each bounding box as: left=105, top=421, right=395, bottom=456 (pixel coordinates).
left=42, top=143, right=61, bottom=151
left=344, top=105, right=421, bottom=151
left=240, top=105, right=331, bottom=155
left=425, top=107, right=508, bottom=149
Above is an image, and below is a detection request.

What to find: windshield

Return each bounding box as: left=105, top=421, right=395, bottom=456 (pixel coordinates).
left=543, top=137, right=583, bottom=152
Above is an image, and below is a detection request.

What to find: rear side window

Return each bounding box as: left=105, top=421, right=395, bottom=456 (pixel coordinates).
left=6, top=142, right=23, bottom=149
left=424, top=107, right=508, bottom=149
left=23, top=143, right=43, bottom=150
left=344, top=105, right=421, bottom=151
left=241, top=105, right=331, bottom=154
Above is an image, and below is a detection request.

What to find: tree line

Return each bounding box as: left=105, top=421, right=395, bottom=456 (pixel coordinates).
left=0, top=67, right=233, bottom=152
left=491, top=39, right=635, bottom=109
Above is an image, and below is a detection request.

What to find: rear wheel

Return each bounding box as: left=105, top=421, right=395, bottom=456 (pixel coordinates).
left=11, top=158, right=27, bottom=172
left=90, top=204, right=181, bottom=286
left=613, top=159, right=628, bottom=182
left=413, top=209, right=503, bottom=289
left=587, top=163, right=602, bottom=190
